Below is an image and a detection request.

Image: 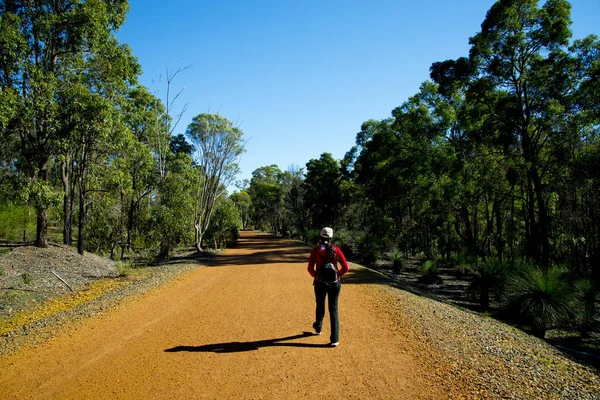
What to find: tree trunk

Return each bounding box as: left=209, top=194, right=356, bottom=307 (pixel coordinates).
left=195, top=229, right=203, bottom=252
left=525, top=173, right=538, bottom=261
left=61, top=158, right=72, bottom=245
left=22, top=207, right=30, bottom=242
left=35, top=207, right=48, bottom=248
left=35, top=165, right=49, bottom=248
left=77, top=184, right=85, bottom=255
left=530, top=167, right=549, bottom=266
left=494, top=200, right=504, bottom=261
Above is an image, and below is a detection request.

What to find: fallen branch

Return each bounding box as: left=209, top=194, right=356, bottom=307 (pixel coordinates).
left=0, top=242, right=34, bottom=248
left=51, top=270, right=74, bottom=292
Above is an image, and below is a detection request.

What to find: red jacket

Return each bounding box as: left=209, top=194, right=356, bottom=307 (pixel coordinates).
left=307, top=244, right=349, bottom=280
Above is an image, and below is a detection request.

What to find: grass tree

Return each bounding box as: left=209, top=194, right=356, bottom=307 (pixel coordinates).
left=418, top=260, right=443, bottom=285
left=469, top=257, right=511, bottom=311
left=389, top=248, right=403, bottom=274
left=506, top=264, right=572, bottom=338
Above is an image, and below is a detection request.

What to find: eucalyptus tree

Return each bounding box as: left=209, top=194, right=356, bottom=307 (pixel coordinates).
left=203, top=196, right=242, bottom=250
left=282, top=165, right=309, bottom=240
left=303, top=153, right=344, bottom=231
left=0, top=0, right=134, bottom=248
left=186, top=113, right=245, bottom=251
left=467, top=0, right=582, bottom=265
left=247, top=165, right=286, bottom=234
left=118, top=86, right=164, bottom=251
left=151, top=151, right=197, bottom=258
left=230, top=190, right=251, bottom=230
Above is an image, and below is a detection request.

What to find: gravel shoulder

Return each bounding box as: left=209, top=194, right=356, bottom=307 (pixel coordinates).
left=0, top=243, right=207, bottom=355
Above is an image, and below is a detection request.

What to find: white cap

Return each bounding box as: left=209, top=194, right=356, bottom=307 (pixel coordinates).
left=320, top=227, right=333, bottom=239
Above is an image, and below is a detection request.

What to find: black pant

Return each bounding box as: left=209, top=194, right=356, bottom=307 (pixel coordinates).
left=314, top=280, right=341, bottom=343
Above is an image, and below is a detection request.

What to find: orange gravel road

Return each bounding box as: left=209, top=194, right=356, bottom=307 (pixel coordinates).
left=0, top=231, right=451, bottom=399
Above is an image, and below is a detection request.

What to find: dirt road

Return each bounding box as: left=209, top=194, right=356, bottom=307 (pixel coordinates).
left=0, top=231, right=453, bottom=399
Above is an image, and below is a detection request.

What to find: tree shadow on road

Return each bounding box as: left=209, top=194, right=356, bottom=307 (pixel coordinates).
left=164, top=332, right=332, bottom=353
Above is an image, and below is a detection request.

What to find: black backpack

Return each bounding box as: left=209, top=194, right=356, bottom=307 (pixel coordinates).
left=318, top=245, right=339, bottom=283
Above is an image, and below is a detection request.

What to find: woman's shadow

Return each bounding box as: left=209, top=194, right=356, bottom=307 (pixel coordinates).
left=165, top=332, right=331, bottom=353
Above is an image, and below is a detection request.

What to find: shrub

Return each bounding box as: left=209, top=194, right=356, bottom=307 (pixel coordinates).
left=334, top=229, right=357, bottom=259
left=116, top=261, right=133, bottom=277
left=505, top=264, right=572, bottom=338
left=21, top=272, right=32, bottom=285
left=0, top=267, right=4, bottom=277
left=0, top=205, right=36, bottom=242
left=388, top=248, right=403, bottom=274
left=418, top=260, right=443, bottom=284
left=469, top=257, right=511, bottom=310
left=453, top=263, right=473, bottom=279
left=450, top=250, right=476, bottom=278
left=357, top=233, right=381, bottom=268
left=307, top=229, right=322, bottom=246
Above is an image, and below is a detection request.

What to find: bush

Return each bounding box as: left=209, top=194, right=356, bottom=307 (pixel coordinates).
left=333, top=229, right=357, bottom=259
left=307, top=229, right=322, bottom=246
left=357, top=233, right=381, bottom=268
left=116, top=261, right=133, bottom=277
left=21, top=272, right=32, bottom=285
left=388, top=248, right=403, bottom=274
left=453, top=263, right=473, bottom=279
left=469, top=257, right=511, bottom=310
left=505, top=264, right=572, bottom=338
left=418, top=260, right=443, bottom=284
left=0, top=204, right=36, bottom=242
left=450, top=250, right=474, bottom=278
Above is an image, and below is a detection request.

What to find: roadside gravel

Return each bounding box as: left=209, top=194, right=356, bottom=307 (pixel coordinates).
left=0, top=244, right=207, bottom=355
left=374, top=283, right=600, bottom=399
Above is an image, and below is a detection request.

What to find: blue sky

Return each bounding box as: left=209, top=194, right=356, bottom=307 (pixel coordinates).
left=117, top=0, right=600, bottom=188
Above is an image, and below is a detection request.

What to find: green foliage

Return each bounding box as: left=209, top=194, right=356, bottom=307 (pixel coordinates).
left=116, top=261, right=133, bottom=277
left=230, top=190, right=252, bottom=230
left=357, top=233, right=381, bottom=268
left=150, top=153, right=196, bottom=258
left=0, top=0, right=137, bottom=248
left=574, top=279, right=599, bottom=337
left=304, top=153, right=345, bottom=230
left=0, top=205, right=35, bottom=242
left=388, top=248, right=404, bottom=273
left=204, top=197, right=242, bottom=249
left=420, top=260, right=438, bottom=275
left=0, top=267, right=5, bottom=276
left=19, top=179, right=61, bottom=211
left=305, top=229, right=322, bottom=246
left=418, top=260, right=443, bottom=285
left=506, top=264, right=573, bottom=338
left=20, top=273, right=32, bottom=285
left=247, top=165, right=286, bottom=234
left=332, top=229, right=356, bottom=259
left=469, top=258, right=511, bottom=310
left=187, top=113, right=245, bottom=250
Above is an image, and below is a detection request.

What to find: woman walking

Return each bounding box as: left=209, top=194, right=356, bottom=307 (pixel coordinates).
left=307, top=227, right=349, bottom=347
